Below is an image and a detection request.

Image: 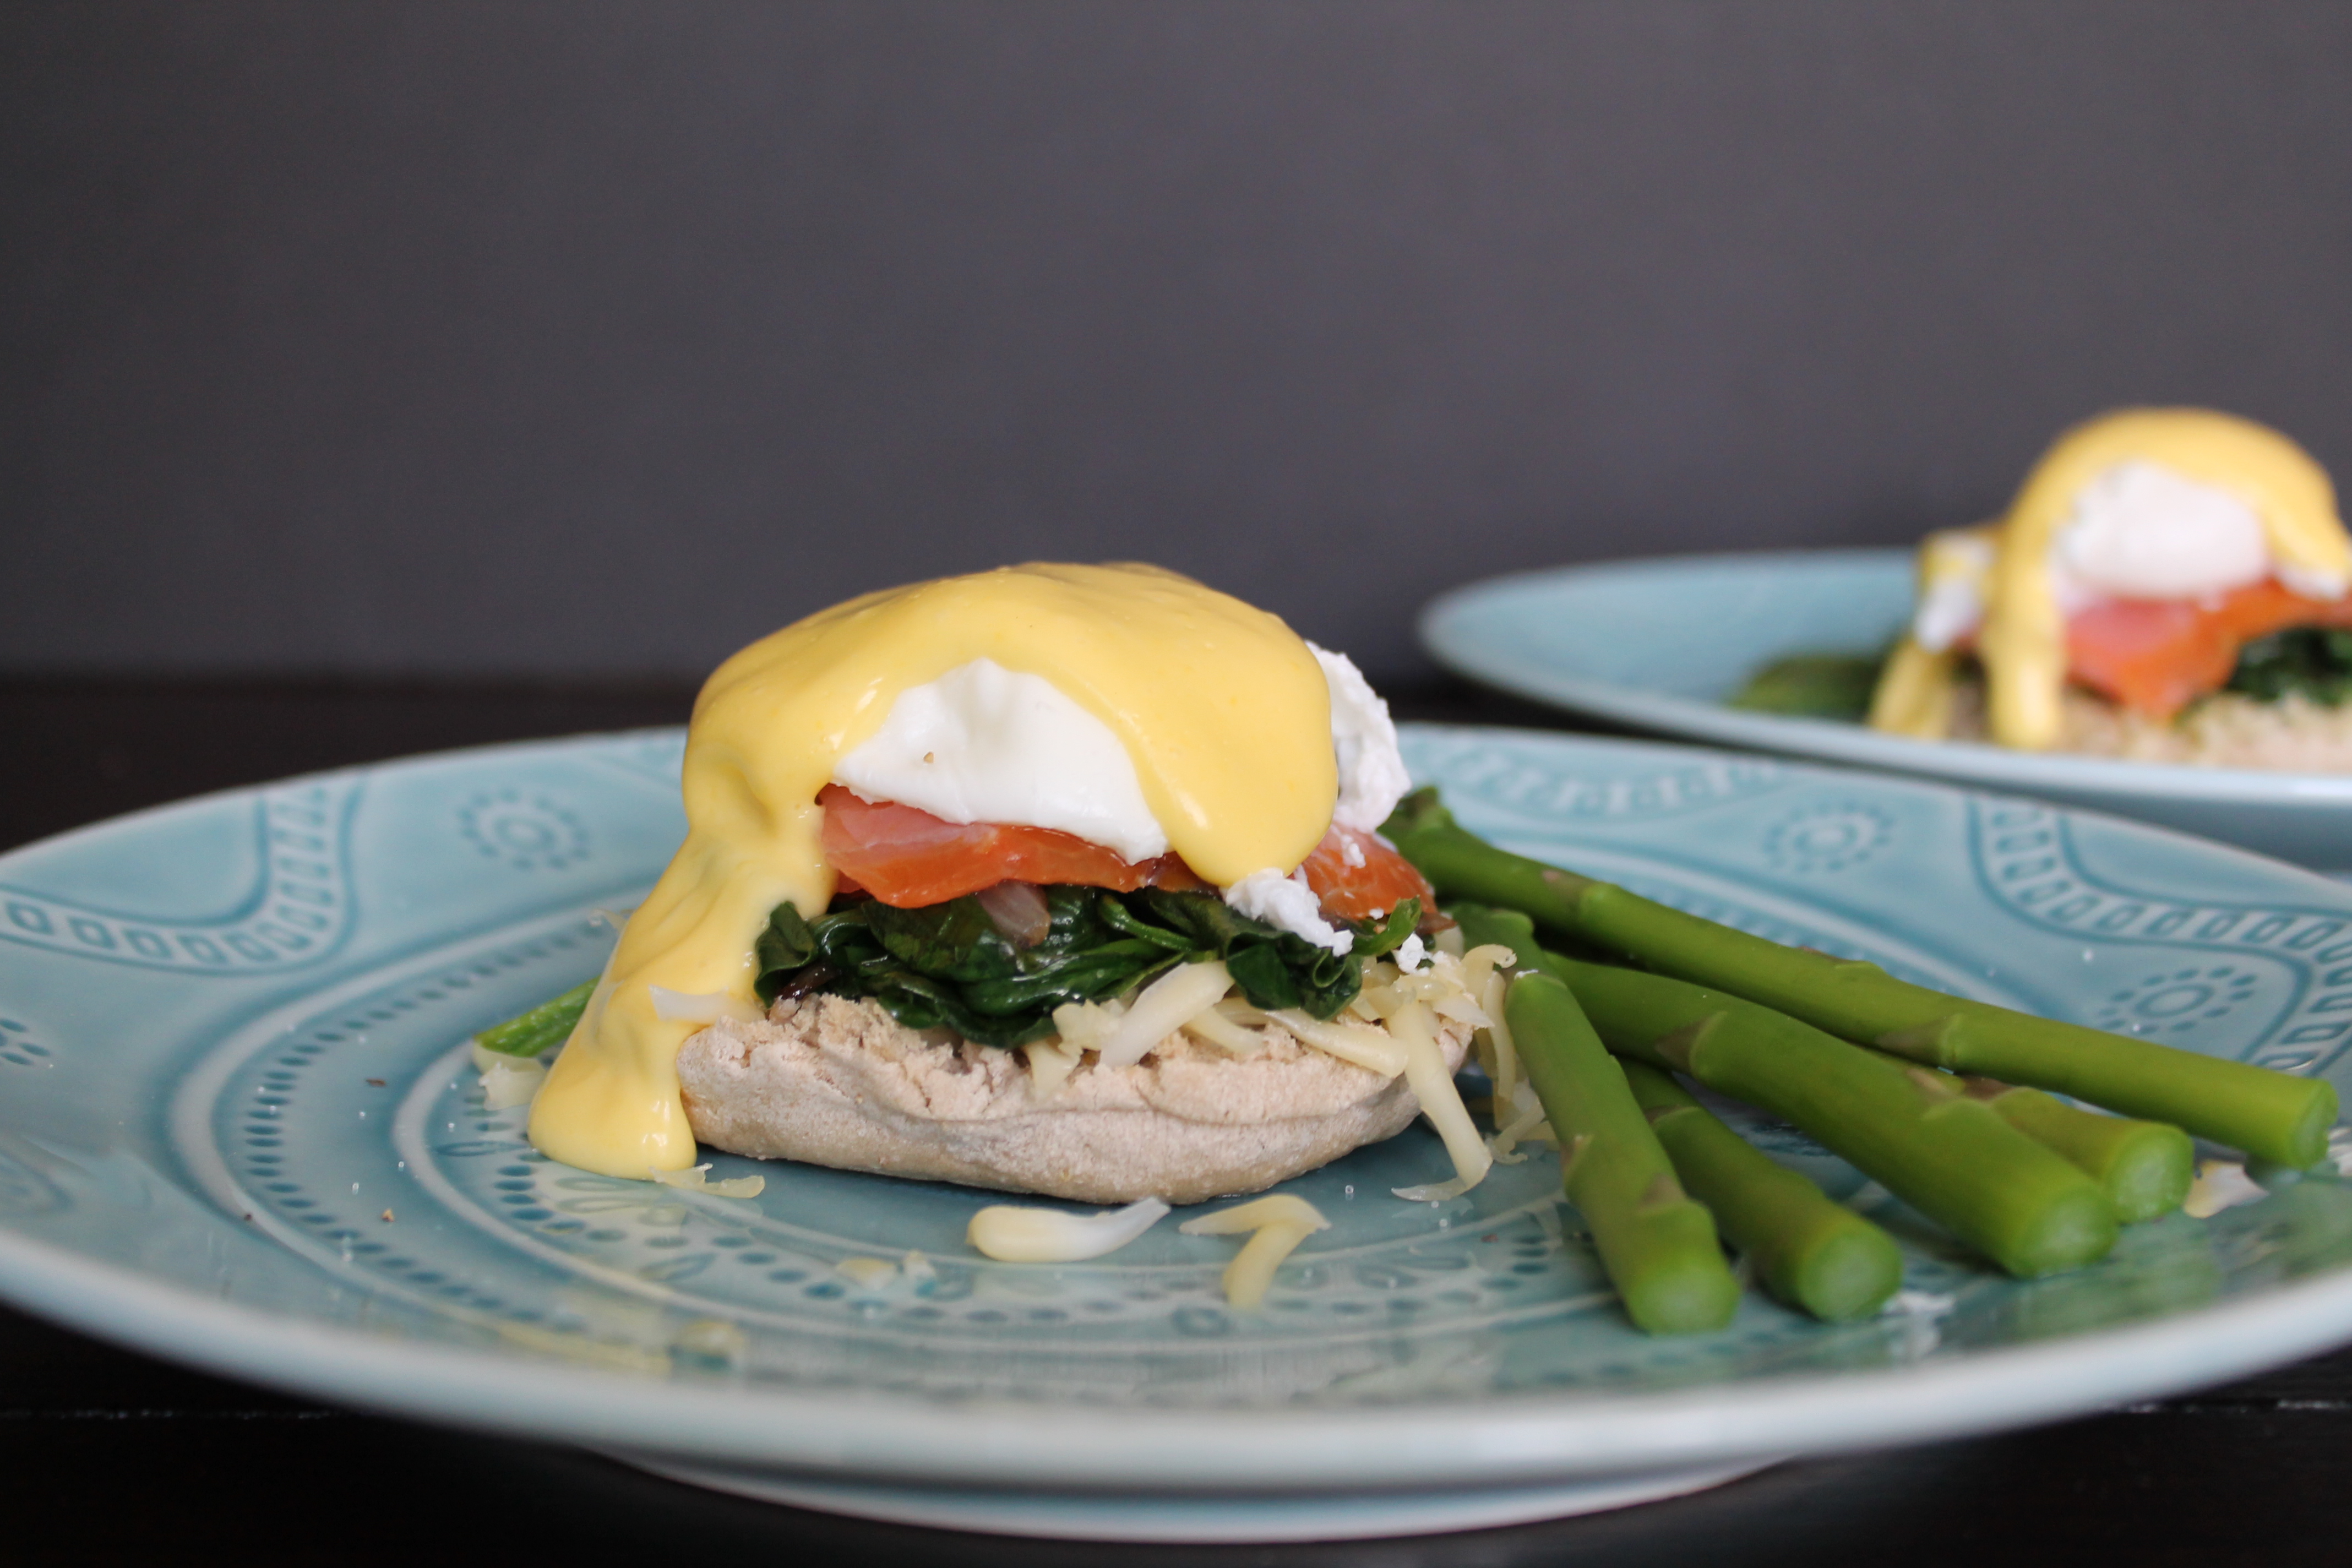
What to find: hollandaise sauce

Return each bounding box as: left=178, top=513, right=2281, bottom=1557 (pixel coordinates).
left=528, top=563, right=1339, bottom=1177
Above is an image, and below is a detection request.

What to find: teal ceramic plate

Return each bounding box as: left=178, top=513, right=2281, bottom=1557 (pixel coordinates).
left=1422, top=551, right=2352, bottom=870
left=3, top=726, right=2352, bottom=1542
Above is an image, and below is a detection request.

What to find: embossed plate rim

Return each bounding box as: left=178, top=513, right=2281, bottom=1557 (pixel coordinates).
left=1, top=726, right=2351, bottom=1499
left=6, top=1218, right=2352, bottom=1490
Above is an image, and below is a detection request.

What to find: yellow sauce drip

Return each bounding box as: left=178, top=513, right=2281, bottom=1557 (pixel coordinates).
left=528, top=563, right=1338, bottom=1176
left=1868, top=526, right=1995, bottom=739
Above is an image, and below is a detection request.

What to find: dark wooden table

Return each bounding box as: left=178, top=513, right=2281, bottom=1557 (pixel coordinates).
left=4, top=677, right=2349, bottom=1565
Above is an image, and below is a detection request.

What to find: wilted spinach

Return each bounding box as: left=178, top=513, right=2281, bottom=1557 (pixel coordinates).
left=2226, top=627, right=2352, bottom=707
left=753, top=885, right=1419, bottom=1048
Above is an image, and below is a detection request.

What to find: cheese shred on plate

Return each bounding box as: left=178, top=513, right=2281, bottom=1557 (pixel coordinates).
left=967, top=1197, right=1171, bottom=1262
left=1179, top=1194, right=1332, bottom=1310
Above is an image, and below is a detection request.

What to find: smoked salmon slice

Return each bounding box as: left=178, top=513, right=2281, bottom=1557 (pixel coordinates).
left=2066, top=580, right=2352, bottom=718
left=818, top=785, right=1434, bottom=922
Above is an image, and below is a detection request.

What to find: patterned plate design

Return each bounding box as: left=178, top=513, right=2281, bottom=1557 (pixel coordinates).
left=4, top=727, right=2352, bottom=1538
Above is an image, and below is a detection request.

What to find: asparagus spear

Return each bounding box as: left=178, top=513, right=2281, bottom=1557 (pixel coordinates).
left=1953, top=1076, right=2194, bottom=1225
left=1385, top=789, right=2335, bottom=1169
left=1618, top=1058, right=1904, bottom=1322
left=1527, top=944, right=2120, bottom=1278
left=1479, top=951, right=1740, bottom=1334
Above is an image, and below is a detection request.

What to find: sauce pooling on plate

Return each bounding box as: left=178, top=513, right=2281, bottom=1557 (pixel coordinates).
left=528, top=563, right=1340, bottom=1177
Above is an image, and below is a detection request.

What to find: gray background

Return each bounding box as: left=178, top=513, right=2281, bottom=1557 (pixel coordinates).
left=6, top=1, right=2350, bottom=687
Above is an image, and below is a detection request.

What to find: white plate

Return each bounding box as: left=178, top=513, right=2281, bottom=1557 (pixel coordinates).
left=1422, top=551, right=2352, bottom=869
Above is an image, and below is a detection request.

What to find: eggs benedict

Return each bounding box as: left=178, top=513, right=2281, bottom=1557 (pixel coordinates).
left=1869, top=409, right=2352, bottom=765
left=522, top=563, right=1498, bottom=1203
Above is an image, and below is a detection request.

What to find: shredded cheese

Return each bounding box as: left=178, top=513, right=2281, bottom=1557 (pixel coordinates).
left=1475, top=969, right=1520, bottom=1106
left=967, top=1197, right=1170, bottom=1262
left=1096, top=960, right=1235, bottom=1069
left=471, top=1044, right=548, bottom=1110
left=1025, top=945, right=1504, bottom=1207
left=1219, top=999, right=1406, bottom=1075
left=835, top=1256, right=900, bottom=1289
left=1179, top=1193, right=1331, bottom=1309
left=673, top=1317, right=747, bottom=1363
left=2184, top=1158, right=2268, bottom=1219
left=1374, top=995, right=1493, bottom=1195
left=1180, top=1006, right=1266, bottom=1057
left=649, top=1162, right=766, bottom=1199
left=1392, top=1173, right=1480, bottom=1203
left=1430, top=988, right=1491, bottom=1030
left=1022, top=1037, right=1083, bottom=1098
left=1049, top=996, right=1125, bottom=1054
left=1484, top=1080, right=1554, bottom=1164
left=1365, top=947, right=1501, bottom=1027
left=1458, top=943, right=1513, bottom=1001
left=1462, top=945, right=1553, bottom=1166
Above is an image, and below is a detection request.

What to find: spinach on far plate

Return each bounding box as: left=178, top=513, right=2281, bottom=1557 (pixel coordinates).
left=2225, top=626, right=2352, bottom=707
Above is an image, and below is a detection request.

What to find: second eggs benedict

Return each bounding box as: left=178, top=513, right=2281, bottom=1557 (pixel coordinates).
left=1870, top=408, right=2352, bottom=765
